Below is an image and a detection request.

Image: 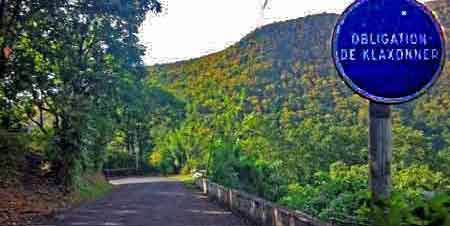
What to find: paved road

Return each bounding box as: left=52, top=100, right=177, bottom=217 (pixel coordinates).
left=39, top=177, right=248, bottom=226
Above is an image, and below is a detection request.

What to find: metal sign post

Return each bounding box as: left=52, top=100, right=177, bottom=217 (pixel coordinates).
left=369, top=102, right=392, bottom=205
left=332, top=0, right=446, bottom=219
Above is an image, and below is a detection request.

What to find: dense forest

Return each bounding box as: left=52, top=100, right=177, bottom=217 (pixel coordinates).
left=147, top=0, right=450, bottom=225
left=1, top=0, right=449, bottom=225
left=0, top=1, right=165, bottom=222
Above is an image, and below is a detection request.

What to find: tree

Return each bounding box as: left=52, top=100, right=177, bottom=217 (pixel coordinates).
left=1, top=0, right=162, bottom=186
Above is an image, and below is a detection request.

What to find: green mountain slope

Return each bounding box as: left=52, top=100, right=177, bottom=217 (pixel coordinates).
left=148, top=1, right=450, bottom=223
left=150, top=0, right=449, bottom=113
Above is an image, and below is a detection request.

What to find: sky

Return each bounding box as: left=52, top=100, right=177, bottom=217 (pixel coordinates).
left=139, top=0, right=429, bottom=65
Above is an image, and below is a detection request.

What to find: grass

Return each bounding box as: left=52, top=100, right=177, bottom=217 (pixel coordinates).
left=72, top=173, right=114, bottom=204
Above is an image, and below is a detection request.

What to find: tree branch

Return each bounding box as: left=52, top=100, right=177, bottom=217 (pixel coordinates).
left=26, top=110, right=48, bottom=135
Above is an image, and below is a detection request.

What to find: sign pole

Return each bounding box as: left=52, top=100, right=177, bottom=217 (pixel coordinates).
left=332, top=0, right=446, bottom=223
left=369, top=102, right=392, bottom=206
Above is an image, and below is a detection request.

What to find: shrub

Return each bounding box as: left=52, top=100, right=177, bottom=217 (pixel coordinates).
left=0, top=130, right=28, bottom=185
left=279, top=162, right=370, bottom=222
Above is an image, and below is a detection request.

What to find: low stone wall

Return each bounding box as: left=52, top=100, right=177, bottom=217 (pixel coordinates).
left=195, top=178, right=332, bottom=226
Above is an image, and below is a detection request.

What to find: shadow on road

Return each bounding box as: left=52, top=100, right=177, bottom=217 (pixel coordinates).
left=38, top=177, right=248, bottom=226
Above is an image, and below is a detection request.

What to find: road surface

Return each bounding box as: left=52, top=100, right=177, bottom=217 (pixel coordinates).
left=39, top=177, right=249, bottom=226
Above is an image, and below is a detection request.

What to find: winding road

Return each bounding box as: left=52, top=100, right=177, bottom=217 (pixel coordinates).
left=39, top=177, right=249, bottom=226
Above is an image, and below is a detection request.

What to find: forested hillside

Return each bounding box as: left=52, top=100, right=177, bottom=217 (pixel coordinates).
left=148, top=0, right=450, bottom=224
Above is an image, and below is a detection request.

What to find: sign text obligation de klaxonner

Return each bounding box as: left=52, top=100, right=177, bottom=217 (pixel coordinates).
left=333, top=0, right=446, bottom=104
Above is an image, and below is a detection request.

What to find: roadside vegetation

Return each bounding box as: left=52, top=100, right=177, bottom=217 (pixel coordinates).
left=0, top=0, right=162, bottom=224
left=147, top=1, right=450, bottom=225
left=71, top=173, right=113, bottom=204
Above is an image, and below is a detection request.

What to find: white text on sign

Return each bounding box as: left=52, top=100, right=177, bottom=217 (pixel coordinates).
left=337, top=32, right=441, bottom=62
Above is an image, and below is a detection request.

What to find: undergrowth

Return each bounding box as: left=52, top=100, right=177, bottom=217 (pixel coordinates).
left=71, top=173, right=113, bottom=204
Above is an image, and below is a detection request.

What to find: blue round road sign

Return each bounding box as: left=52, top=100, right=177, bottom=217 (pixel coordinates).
left=333, top=0, right=446, bottom=104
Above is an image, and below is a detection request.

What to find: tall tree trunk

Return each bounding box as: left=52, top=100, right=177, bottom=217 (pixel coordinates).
left=135, top=136, right=139, bottom=171
left=53, top=112, right=81, bottom=188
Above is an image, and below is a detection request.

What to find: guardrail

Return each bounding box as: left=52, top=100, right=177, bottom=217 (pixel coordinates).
left=195, top=178, right=332, bottom=226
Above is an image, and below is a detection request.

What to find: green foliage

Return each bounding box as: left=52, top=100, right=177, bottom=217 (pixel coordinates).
left=278, top=162, right=450, bottom=224
left=279, top=162, right=370, bottom=221
left=0, top=130, right=28, bottom=184
left=145, top=1, right=450, bottom=224
left=208, top=140, right=241, bottom=188
left=373, top=192, right=450, bottom=226
left=394, top=165, right=450, bottom=197
left=393, top=125, right=431, bottom=168
left=1, top=0, right=162, bottom=186
left=237, top=156, right=288, bottom=201
left=72, top=173, right=113, bottom=203
left=149, top=148, right=177, bottom=174
left=105, top=151, right=135, bottom=170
